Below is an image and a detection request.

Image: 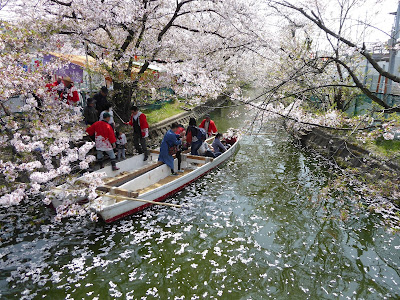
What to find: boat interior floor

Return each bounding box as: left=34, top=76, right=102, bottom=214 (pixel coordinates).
left=136, top=168, right=195, bottom=195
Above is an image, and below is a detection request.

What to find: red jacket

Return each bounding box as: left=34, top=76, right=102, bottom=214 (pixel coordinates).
left=199, top=119, right=217, bottom=135
left=128, top=112, right=149, bottom=137
left=176, top=126, right=185, bottom=135
left=86, top=121, right=116, bottom=151
left=60, top=85, right=80, bottom=105
left=45, top=81, right=60, bottom=92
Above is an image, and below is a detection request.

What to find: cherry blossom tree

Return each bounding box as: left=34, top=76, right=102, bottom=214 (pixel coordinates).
left=0, top=0, right=264, bottom=221
left=14, top=0, right=262, bottom=118
left=229, top=0, right=400, bottom=143
left=249, top=0, right=400, bottom=114
left=231, top=0, right=400, bottom=230
left=0, top=20, right=101, bottom=221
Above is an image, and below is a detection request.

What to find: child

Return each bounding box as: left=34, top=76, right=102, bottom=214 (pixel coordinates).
left=116, top=131, right=127, bottom=160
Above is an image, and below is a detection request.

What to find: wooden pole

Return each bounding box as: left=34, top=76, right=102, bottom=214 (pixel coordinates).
left=53, top=187, right=182, bottom=208
left=102, top=193, right=182, bottom=208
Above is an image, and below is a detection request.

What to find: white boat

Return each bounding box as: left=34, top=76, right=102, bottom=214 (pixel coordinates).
left=97, top=137, right=240, bottom=223
left=50, top=152, right=161, bottom=208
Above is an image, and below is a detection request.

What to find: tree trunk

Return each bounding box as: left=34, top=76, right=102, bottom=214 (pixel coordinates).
left=333, top=88, right=344, bottom=111
left=112, top=81, right=136, bottom=121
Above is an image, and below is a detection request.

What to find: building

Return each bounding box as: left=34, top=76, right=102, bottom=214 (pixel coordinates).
left=360, top=46, right=400, bottom=97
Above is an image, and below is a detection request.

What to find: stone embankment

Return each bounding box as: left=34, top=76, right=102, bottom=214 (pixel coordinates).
left=294, top=128, right=400, bottom=205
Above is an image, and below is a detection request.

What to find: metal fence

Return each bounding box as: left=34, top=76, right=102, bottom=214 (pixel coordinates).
left=347, top=93, right=400, bottom=116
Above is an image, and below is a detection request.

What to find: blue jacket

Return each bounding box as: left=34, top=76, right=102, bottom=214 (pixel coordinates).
left=158, top=130, right=182, bottom=170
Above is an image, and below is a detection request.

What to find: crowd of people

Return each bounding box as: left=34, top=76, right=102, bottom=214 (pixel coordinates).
left=80, top=85, right=149, bottom=171
left=158, top=115, right=236, bottom=176
left=47, top=76, right=233, bottom=173
left=85, top=100, right=149, bottom=171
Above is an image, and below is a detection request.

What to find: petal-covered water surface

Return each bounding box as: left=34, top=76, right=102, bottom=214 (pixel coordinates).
left=1, top=100, right=399, bottom=299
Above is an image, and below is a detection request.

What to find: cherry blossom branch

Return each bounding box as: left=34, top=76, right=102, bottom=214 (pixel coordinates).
left=272, top=0, right=400, bottom=84
left=241, top=99, right=378, bottom=131
left=324, top=56, right=397, bottom=111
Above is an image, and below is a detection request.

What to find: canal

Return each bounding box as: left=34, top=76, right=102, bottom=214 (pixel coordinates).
left=0, top=102, right=399, bottom=299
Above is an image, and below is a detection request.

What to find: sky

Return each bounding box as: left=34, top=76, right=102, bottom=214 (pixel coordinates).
left=353, top=0, right=399, bottom=43
left=0, top=0, right=399, bottom=44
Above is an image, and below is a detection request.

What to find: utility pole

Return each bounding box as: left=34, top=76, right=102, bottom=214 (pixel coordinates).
left=85, top=42, right=93, bottom=98
left=386, top=1, right=400, bottom=105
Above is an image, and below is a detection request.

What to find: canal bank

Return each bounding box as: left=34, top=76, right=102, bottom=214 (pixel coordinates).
left=1, top=102, right=400, bottom=299
left=293, top=127, right=400, bottom=206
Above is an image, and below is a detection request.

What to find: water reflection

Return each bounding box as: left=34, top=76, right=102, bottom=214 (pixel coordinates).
left=0, top=104, right=399, bottom=299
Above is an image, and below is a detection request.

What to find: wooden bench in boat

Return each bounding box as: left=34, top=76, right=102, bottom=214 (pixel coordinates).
left=102, top=143, right=214, bottom=187
left=96, top=185, right=139, bottom=203
left=150, top=149, right=191, bottom=155
left=97, top=185, right=139, bottom=198
left=103, top=161, right=164, bottom=186
left=135, top=168, right=195, bottom=195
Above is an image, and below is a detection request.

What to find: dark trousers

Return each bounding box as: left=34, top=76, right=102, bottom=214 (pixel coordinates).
left=191, top=140, right=202, bottom=155
left=204, top=150, right=216, bottom=158
left=176, top=150, right=182, bottom=170
left=133, top=132, right=147, bottom=156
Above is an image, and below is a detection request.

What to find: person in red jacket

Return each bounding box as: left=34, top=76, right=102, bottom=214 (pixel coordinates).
left=125, top=105, right=149, bottom=161
left=45, top=76, right=62, bottom=95
left=86, top=113, right=120, bottom=171
left=60, top=76, right=80, bottom=105
left=199, top=114, right=218, bottom=138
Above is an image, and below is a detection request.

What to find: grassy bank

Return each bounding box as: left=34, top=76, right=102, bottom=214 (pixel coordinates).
left=142, top=100, right=185, bottom=125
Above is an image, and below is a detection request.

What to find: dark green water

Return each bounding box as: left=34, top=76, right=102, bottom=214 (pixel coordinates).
left=1, top=104, right=399, bottom=299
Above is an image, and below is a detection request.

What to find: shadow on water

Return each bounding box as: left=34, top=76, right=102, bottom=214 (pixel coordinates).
left=0, top=101, right=399, bottom=299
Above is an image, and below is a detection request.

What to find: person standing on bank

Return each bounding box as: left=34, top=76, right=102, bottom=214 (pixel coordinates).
left=86, top=112, right=120, bottom=171
left=60, top=76, right=80, bottom=105
left=199, top=114, right=218, bottom=138
left=158, top=123, right=184, bottom=175
left=94, top=86, right=109, bottom=118
left=83, top=98, right=98, bottom=125
left=125, top=105, right=149, bottom=161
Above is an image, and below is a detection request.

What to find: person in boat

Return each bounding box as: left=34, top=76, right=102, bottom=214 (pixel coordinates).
left=86, top=112, right=120, bottom=171
left=199, top=114, right=218, bottom=138
left=125, top=105, right=149, bottom=161
left=211, top=133, right=227, bottom=153
left=186, top=118, right=203, bottom=155
left=116, top=131, right=127, bottom=161
left=159, top=123, right=184, bottom=175
left=198, top=140, right=222, bottom=158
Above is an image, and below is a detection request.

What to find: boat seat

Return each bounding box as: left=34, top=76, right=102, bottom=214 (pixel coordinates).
left=103, top=162, right=164, bottom=186
left=97, top=185, right=139, bottom=198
